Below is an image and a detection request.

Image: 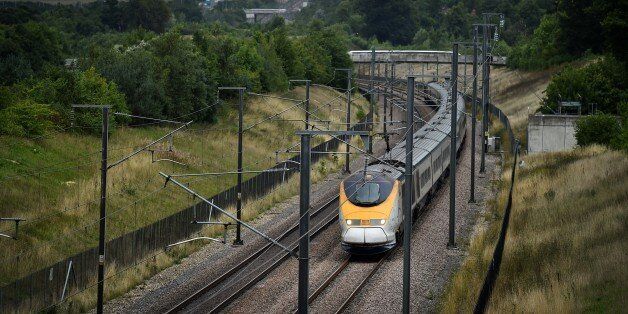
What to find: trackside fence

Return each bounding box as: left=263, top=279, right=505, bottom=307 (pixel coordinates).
left=0, top=122, right=366, bottom=312
left=470, top=95, right=520, bottom=313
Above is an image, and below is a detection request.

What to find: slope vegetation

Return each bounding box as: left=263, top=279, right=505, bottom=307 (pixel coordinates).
left=0, top=86, right=368, bottom=285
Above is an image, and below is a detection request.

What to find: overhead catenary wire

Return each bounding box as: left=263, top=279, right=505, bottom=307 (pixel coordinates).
left=41, top=78, right=438, bottom=310
left=1, top=183, right=170, bottom=266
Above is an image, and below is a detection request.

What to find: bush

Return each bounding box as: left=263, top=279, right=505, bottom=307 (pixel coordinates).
left=541, top=57, right=627, bottom=115
left=617, top=102, right=628, bottom=151
left=0, top=101, right=58, bottom=136
left=574, top=114, right=621, bottom=148
left=27, top=67, right=128, bottom=132
left=0, top=22, right=62, bottom=85
left=507, top=14, right=573, bottom=70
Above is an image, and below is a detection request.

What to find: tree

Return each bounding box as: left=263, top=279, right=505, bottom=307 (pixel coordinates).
left=125, top=0, right=171, bottom=33
left=271, top=27, right=306, bottom=79
left=507, top=14, right=571, bottom=70
left=151, top=31, right=212, bottom=118
left=354, top=0, right=418, bottom=45
left=90, top=46, right=168, bottom=120
left=30, top=67, right=128, bottom=131
left=0, top=22, right=62, bottom=85
left=556, top=0, right=606, bottom=56
left=442, top=2, right=471, bottom=38
left=542, top=58, right=627, bottom=115
left=575, top=114, right=621, bottom=148
left=599, top=0, right=628, bottom=65
left=254, top=32, right=289, bottom=92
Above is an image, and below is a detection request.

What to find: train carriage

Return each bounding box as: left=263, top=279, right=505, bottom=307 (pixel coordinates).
left=340, top=82, right=467, bottom=254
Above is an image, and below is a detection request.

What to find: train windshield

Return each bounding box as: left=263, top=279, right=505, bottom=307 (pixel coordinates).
left=353, top=183, right=380, bottom=204
left=344, top=172, right=394, bottom=206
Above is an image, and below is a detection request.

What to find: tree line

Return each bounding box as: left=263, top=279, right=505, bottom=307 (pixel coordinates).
left=0, top=2, right=352, bottom=136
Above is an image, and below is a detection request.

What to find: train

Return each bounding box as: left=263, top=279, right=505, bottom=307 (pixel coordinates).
left=339, top=82, right=467, bottom=254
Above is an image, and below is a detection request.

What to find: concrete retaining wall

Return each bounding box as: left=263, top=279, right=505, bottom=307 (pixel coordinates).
left=527, top=114, right=579, bottom=153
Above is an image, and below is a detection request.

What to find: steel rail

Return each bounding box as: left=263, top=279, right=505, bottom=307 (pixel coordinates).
left=305, top=201, right=431, bottom=314
left=335, top=250, right=394, bottom=314
left=206, top=202, right=340, bottom=313
left=167, top=195, right=339, bottom=313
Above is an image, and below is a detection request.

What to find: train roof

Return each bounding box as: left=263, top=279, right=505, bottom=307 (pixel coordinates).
left=376, top=81, right=465, bottom=179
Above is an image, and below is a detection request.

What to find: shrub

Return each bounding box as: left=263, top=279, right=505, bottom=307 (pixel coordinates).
left=0, top=101, right=58, bottom=136
left=574, top=114, right=621, bottom=148
left=28, top=67, right=128, bottom=132
left=541, top=57, right=627, bottom=115
left=507, top=14, right=573, bottom=70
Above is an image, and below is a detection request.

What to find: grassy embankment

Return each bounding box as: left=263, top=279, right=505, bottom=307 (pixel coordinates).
left=0, top=86, right=368, bottom=305
left=440, top=63, right=627, bottom=312
left=441, top=145, right=628, bottom=312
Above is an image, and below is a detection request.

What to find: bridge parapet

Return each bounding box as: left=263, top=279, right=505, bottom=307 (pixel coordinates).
left=349, top=50, right=506, bottom=65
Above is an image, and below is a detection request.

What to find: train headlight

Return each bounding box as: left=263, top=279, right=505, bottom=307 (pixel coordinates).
left=370, top=219, right=386, bottom=225
left=346, top=219, right=352, bottom=225
left=345, top=219, right=361, bottom=226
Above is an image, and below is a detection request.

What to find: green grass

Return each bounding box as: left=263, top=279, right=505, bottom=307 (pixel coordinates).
left=440, top=146, right=628, bottom=313
left=0, top=86, right=369, bottom=286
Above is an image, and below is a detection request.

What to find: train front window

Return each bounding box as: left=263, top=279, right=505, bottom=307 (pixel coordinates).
left=353, top=183, right=380, bottom=205
left=343, top=173, right=394, bottom=207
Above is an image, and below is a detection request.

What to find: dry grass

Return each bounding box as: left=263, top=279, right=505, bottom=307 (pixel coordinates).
left=489, top=66, right=557, bottom=137
left=57, top=149, right=349, bottom=312
left=0, top=86, right=368, bottom=286
left=488, top=60, right=592, bottom=144
left=440, top=146, right=628, bottom=313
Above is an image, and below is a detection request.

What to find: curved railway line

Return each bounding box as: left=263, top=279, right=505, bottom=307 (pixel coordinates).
left=167, top=78, right=446, bottom=313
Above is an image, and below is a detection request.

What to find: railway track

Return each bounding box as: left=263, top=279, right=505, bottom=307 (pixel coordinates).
left=168, top=195, right=341, bottom=313
left=301, top=249, right=395, bottom=314
left=169, top=80, right=438, bottom=314
left=298, top=207, right=428, bottom=314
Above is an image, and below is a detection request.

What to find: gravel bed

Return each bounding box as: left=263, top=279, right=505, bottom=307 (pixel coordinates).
left=345, top=120, right=501, bottom=313
left=220, top=122, right=500, bottom=313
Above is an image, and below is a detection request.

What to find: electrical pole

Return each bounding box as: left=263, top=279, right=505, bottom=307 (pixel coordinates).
left=305, top=80, right=310, bottom=130
left=464, top=52, right=468, bottom=91
left=219, top=87, right=246, bottom=245
left=72, top=104, right=110, bottom=314
left=470, top=27, right=479, bottom=203
left=449, top=44, right=459, bottom=248
left=369, top=47, right=375, bottom=154
left=391, top=61, right=395, bottom=124
left=297, top=133, right=311, bottom=314
left=235, top=88, right=246, bottom=245
left=336, top=69, right=353, bottom=173
left=402, top=76, right=415, bottom=314
left=290, top=80, right=311, bottom=129
left=480, top=23, right=488, bottom=174
left=383, top=63, right=390, bottom=152
left=97, top=106, right=108, bottom=314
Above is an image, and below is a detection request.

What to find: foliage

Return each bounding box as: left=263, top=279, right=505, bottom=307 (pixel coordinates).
left=270, top=26, right=306, bottom=79
left=295, top=0, right=556, bottom=48
left=0, top=22, right=63, bottom=85
left=541, top=57, right=627, bottom=115
left=509, top=0, right=628, bottom=70
left=0, top=101, right=58, bottom=136
left=0, top=67, right=126, bottom=136
left=151, top=31, right=212, bottom=117
left=507, top=14, right=573, bottom=70
left=254, top=32, right=289, bottom=92
left=353, top=0, right=418, bottom=45
left=617, top=101, right=628, bottom=151
left=102, top=0, right=172, bottom=33
left=574, top=114, right=621, bottom=149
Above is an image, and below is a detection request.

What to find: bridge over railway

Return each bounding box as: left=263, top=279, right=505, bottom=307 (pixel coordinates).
left=349, top=50, right=507, bottom=65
